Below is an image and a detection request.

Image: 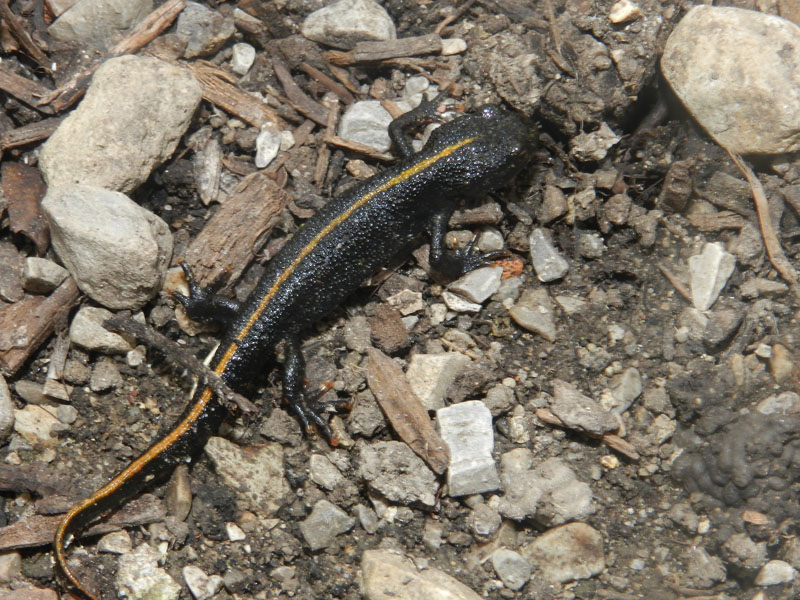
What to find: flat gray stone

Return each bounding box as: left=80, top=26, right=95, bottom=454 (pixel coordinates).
left=490, top=548, right=531, bottom=591
left=338, top=101, right=393, bottom=152
left=529, top=229, right=568, bottom=282
left=509, top=288, right=557, bottom=342
left=437, top=400, right=500, bottom=496
left=449, top=267, right=503, bottom=304
left=42, top=185, right=172, bottom=310
left=48, top=0, right=152, bottom=51
left=521, top=522, right=605, bottom=583
left=301, top=0, right=396, bottom=50
left=550, top=379, right=618, bottom=435
left=204, top=437, right=290, bottom=516
left=662, top=6, right=800, bottom=154
left=358, top=441, right=438, bottom=507
left=182, top=565, right=223, bottom=600
left=40, top=55, right=202, bottom=194
left=299, top=499, right=355, bottom=551
left=116, top=544, right=180, bottom=600
left=175, top=2, right=235, bottom=59
left=361, top=550, right=481, bottom=600
left=0, top=374, right=14, bottom=443
left=69, top=306, right=134, bottom=354
left=406, top=352, right=470, bottom=411
left=23, top=258, right=69, bottom=294
left=688, top=242, right=735, bottom=312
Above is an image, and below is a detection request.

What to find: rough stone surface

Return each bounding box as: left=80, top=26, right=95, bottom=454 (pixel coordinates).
left=13, top=404, right=60, bottom=446
left=490, top=548, right=531, bottom=591
left=42, top=185, right=172, bottom=310
left=116, top=543, right=181, bottom=600
left=521, top=522, right=605, bottom=583
left=0, top=374, right=14, bottom=443
left=40, top=55, right=202, bottom=194
left=23, top=257, right=69, bottom=294
left=405, top=352, right=470, bottom=410
left=688, top=242, right=736, bottom=312
left=437, top=401, right=501, bottom=496
left=661, top=6, right=800, bottom=154
left=48, top=0, right=153, bottom=51
left=529, top=229, right=569, bottom=282
left=204, top=437, right=289, bottom=516
left=358, top=441, right=438, bottom=507
left=361, top=550, right=481, bottom=600
left=496, top=450, right=595, bottom=525
left=338, top=101, right=394, bottom=152
left=299, top=499, right=355, bottom=551
left=182, top=565, right=224, bottom=600
left=550, top=379, right=618, bottom=435
left=448, top=267, right=504, bottom=304
left=509, top=287, right=557, bottom=342
left=301, top=0, right=396, bottom=50
left=69, top=306, right=134, bottom=354
left=175, top=2, right=235, bottom=58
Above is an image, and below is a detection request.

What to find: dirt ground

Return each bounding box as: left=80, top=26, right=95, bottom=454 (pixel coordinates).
left=3, top=1, right=800, bottom=599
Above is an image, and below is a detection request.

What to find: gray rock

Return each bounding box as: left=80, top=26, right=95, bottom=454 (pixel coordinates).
left=521, top=522, right=605, bottom=583
left=497, top=450, right=595, bottom=525
left=721, top=532, right=768, bottom=571
left=56, top=404, right=79, bottom=425
left=476, top=228, right=504, bottom=253
left=204, top=437, right=289, bottom=516
left=116, top=544, right=180, bottom=600
left=176, top=2, right=235, bottom=58
left=467, top=503, right=501, bottom=539
left=48, top=0, right=153, bottom=51
left=23, top=258, right=69, bottom=294
left=309, top=454, right=347, bottom=491
left=0, top=551, right=21, bottom=582
left=662, top=6, right=800, bottom=154
left=299, top=499, right=355, bottom=551
left=490, top=548, right=531, bottom=591
left=338, top=101, right=393, bottom=152
left=536, top=185, right=567, bottom=224
left=182, top=565, right=223, bottom=600
left=348, top=390, right=385, bottom=437
left=550, top=379, right=618, bottom=436
left=361, top=550, right=481, bottom=600
left=358, top=441, right=438, bottom=507
left=301, top=0, right=396, bottom=50
left=343, top=315, right=371, bottom=353
left=441, top=290, right=482, bottom=313
left=755, top=560, right=797, bottom=586
left=757, top=392, right=800, bottom=416
left=0, top=242, right=23, bottom=303
left=688, top=242, right=735, bottom=312
left=386, top=289, right=425, bottom=315
left=42, top=185, right=173, bottom=310
left=529, top=229, right=568, bottom=282
left=739, top=277, right=788, bottom=299
left=576, top=232, right=605, bottom=259
left=40, top=55, right=202, bottom=194
left=70, top=306, right=134, bottom=354
left=0, top=374, right=14, bottom=443
left=607, top=367, right=642, bottom=414
left=89, top=357, right=123, bottom=393
left=97, top=531, right=132, bottom=555
left=509, top=287, right=557, bottom=342
left=405, top=352, right=470, bottom=411
left=483, top=384, right=515, bottom=417
left=685, top=546, right=727, bottom=589
left=231, top=43, right=256, bottom=76
left=569, top=123, right=620, bottom=162
left=437, top=400, right=500, bottom=496
left=355, top=504, right=379, bottom=534
left=448, top=267, right=503, bottom=304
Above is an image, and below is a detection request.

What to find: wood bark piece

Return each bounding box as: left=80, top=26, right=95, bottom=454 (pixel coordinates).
left=190, top=60, right=281, bottom=128
left=0, top=116, right=62, bottom=156
left=324, top=135, right=394, bottom=162
left=273, top=57, right=330, bottom=126
left=366, top=347, right=450, bottom=474
left=535, top=407, right=640, bottom=460
left=0, top=494, right=165, bottom=551
left=0, top=278, right=80, bottom=377
left=1, top=162, right=49, bottom=254
left=300, top=63, right=355, bottom=105
left=0, top=0, right=49, bottom=67
left=182, top=171, right=290, bottom=290
left=325, top=33, right=443, bottom=66
left=0, top=65, right=54, bottom=114
left=0, top=463, right=77, bottom=497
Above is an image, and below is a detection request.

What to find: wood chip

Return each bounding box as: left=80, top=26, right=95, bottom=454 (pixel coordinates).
left=181, top=172, right=290, bottom=290
left=0, top=65, right=55, bottom=114
left=300, top=63, right=355, bottom=105
left=0, top=463, right=77, bottom=497
left=324, top=135, right=395, bottom=162
left=0, top=116, right=62, bottom=156
left=0, top=494, right=165, bottom=551
left=535, top=408, right=640, bottom=461
left=687, top=210, right=747, bottom=231
left=190, top=60, right=281, bottom=128
left=0, top=0, right=49, bottom=68
left=1, top=162, right=49, bottom=254
left=0, top=278, right=80, bottom=377
left=110, top=0, right=186, bottom=56
left=367, top=347, right=450, bottom=474
left=273, top=56, right=330, bottom=126
left=325, top=33, right=443, bottom=66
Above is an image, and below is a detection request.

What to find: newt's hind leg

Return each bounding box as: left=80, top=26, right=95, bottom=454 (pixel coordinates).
left=172, top=260, right=241, bottom=329
left=282, top=335, right=347, bottom=445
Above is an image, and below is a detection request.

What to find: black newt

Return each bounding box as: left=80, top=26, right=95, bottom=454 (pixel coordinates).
left=53, top=97, right=535, bottom=599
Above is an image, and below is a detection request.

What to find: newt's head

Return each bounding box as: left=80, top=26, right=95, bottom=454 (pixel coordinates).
left=427, top=105, right=536, bottom=194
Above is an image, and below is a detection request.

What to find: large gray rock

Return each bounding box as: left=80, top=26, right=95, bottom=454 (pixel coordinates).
left=40, top=55, right=202, bottom=194
left=42, top=185, right=172, bottom=310
left=48, top=0, right=153, bottom=51
left=662, top=6, right=800, bottom=154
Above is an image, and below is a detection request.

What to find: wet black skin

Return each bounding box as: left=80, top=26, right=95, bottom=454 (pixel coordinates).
left=54, top=99, right=534, bottom=600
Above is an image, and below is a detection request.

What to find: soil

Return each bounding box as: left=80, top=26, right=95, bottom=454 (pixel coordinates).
left=2, top=1, right=800, bottom=600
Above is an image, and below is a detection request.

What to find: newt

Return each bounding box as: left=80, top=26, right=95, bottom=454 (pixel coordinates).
left=53, top=96, right=534, bottom=599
